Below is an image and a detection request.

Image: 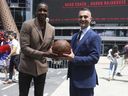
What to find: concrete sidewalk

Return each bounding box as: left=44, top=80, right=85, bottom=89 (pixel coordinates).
left=51, top=56, right=128, bottom=96
left=51, top=79, right=69, bottom=96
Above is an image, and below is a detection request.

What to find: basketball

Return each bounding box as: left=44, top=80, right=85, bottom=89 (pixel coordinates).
left=52, top=40, right=71, bottom=56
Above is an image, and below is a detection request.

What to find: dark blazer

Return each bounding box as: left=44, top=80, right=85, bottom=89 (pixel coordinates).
left=68, top=28, right=101, bottom=88
left=19, top=18, right=55, bottom=76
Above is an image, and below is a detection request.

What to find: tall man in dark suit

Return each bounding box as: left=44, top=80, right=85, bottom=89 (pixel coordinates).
left=63, top=8, right=101, bottom=96
left=18, top=3, right=58, bottom=96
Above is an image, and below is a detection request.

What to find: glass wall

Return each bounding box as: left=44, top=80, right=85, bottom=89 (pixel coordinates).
left=5, top=0, right=32, bottom=30
left=10, top=8, right=26, bottom=30
left=55, top=29, right=78, bottom=36
left=7, top=0, right=26, bottom=7
left=95, top=29, right=128, bottom=37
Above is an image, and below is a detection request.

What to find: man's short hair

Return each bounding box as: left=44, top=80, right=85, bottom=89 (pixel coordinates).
left=80, top=8, right=91, bottom=13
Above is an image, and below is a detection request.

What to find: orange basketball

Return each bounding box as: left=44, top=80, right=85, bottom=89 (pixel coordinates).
left=52, top=40, right=71, bottom=56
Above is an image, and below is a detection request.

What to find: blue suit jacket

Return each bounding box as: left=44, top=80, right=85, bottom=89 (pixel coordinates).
left=68, top=28, right=101, bottom=88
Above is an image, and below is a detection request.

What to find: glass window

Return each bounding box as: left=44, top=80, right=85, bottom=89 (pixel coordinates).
left=6, top=0, right=10, bottom=3
left=55, top=30, right=62, bottom=36
left=63, top=30, right=72, bottom=36
left=11, top=0, right=18, bottom=3
left=11, top=8, right=26, bottom=30
left=19, top=0, right=26, bottom=7
left=15, top=9, right=26, bottom=22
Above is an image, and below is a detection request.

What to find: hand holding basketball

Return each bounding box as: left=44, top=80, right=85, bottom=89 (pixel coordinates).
left=52, top=40, right=71, bottom=56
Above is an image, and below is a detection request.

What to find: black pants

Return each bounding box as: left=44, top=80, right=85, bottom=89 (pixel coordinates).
left=9, top=55, right=19, bottom=79
left=19, top=72, right=46, bottom=96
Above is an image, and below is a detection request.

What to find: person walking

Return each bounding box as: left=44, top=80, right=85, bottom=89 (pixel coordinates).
left=3, top=31, right=20, bottom=84
left=18, top=2, right=58, bottom=96
left=0, top=31, right=11, bottom=81
left=63, top=8, right=101, bottom=96
left=107, top=45, right=120, bottom=81
left=116, top=44, right=128, bottom=76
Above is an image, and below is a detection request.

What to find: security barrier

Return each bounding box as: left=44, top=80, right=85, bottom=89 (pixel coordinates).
left=47, top=58, right=68, bottom=69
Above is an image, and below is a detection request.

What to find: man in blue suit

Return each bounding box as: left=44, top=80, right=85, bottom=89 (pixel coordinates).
left=63, top=8, right=101, bottom=96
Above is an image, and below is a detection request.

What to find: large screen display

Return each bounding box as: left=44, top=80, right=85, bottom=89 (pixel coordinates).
left=44, top=0, right=128, bottom=26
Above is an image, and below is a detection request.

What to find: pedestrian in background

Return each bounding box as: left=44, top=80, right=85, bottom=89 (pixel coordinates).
left=63, top=8, right=101, bottom=96
left=107, top=45, right=120, bottom=81
left=18, top=2, right=58, bottom=96
left=0, top=31, right=11, bottom=81
left=3, top=31, right=20, bottom=84
left=116, top=43, right=128, bottom=76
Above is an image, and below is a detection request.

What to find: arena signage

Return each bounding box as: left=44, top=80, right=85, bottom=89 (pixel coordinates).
left=45, top=0, right=128, bottom=26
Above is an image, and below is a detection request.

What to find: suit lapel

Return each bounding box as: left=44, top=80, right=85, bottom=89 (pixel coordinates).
left=72, top=34, right=78, bottom=53
left=44, top=22, right=50, bottom=40
left=74, top=30, right=90, bottom=55
left=34, top=18, right=44, bottom=41
left=33, top=18, right=51, bottom=50
left=34, top=18, right=50, bottom=42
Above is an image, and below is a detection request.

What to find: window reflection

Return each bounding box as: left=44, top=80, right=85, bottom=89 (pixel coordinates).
left=6, top=0, right=28, bottom=30
left=11, top=8, right=26, bottom=30
left=96, top=29, right=128, bottom=37
left=6, top=0, right=26, bottom=7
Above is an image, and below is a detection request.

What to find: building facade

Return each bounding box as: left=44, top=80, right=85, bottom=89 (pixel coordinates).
left=0, top=0, right=128, bottom=55
left=0, top=0, right=32, bottom=31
